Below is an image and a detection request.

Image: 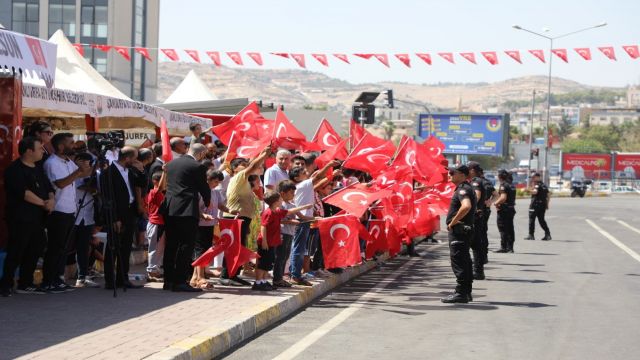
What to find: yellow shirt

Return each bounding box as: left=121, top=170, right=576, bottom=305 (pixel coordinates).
left=224, top=169, right=256, bottom=218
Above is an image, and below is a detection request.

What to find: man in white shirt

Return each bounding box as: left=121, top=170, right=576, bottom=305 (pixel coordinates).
left=264, top=150, right=291, bottom=191
left=43, top=133, right=91, bottom=292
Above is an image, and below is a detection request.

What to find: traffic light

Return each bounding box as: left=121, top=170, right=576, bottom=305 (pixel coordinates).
left=384, top=89, right=394, bottom=109
left=352, top=104, right=376, bottom=124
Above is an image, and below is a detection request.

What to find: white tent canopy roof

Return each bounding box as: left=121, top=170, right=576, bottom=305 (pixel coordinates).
left=164, top=70, right=218, bottom=104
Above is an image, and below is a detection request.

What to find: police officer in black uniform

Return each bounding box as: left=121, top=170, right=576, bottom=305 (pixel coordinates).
left=482, top=170, right=496, bottom=262
left=467, top=162, right=489, bottom=280
left=442, top=164, right=477, bottom=304
left=524, top=172, right=552, bottom=241
left=494, top=170, right=516, bottom=253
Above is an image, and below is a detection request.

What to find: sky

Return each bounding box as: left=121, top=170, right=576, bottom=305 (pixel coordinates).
left=159, top=0, right=640, bottom=87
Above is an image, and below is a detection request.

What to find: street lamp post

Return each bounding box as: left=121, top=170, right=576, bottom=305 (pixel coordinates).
left=513, top=22, right=607, bottom=184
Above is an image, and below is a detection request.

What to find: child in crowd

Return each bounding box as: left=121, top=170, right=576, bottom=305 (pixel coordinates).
left=146, top=171, right=166, bottom=281
left=254, top=191, right=313, bottom=291
left=191, top=169, right=234, bottom=289
left=273, top=180, right=300, bottom=288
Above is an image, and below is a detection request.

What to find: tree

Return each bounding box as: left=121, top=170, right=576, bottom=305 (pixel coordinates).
left=557, top=114, right=574, bottom=141
left=619, top=120, right=640, bottom=152
left=581, top=125, right=621, bottom=151
left=561, top=138, right=607, bottom=153
left=382, top=120, right=396, bottom=141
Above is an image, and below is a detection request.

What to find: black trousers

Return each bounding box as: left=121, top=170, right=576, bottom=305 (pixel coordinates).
left=497, top=208, right=516, bottom=251
left=43, top=212, right=75, bottom=286
left=528, top=205, right=550, bottom=236
left=220, top=216, right=252, bottom=279
left=194, top=226, right=214, bottom=260
left=164, top=216, right=199, bottom=286
left=0, top=220, right=46, bottom=289
left=104, top=206, right=137, bottom=287
left=482, top=210, right=491, bottom=258
left=471, top=212, right=487, bottom=273
left=448, top=230, right=473, bottom=295
left=273, top=234, right=293, bottom=282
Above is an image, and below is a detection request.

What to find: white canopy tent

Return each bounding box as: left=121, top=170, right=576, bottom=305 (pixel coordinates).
left=164, top=70, right=218, bottom=104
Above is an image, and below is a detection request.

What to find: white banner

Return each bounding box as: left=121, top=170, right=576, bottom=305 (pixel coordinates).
left=0, top=28, right=57, bottom=87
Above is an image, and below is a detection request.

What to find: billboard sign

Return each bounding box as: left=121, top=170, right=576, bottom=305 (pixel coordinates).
left=417, top=113, right=509, bottom=156
left=561, top=153, right=612, bottom=180
left=613, top=153, right=640, bottom=180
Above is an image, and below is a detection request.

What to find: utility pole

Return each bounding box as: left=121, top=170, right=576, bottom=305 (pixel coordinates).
left=527, top=89, right=536, bottom=185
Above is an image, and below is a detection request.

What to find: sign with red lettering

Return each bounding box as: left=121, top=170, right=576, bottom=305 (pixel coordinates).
left=614, top=153, right=640, bottom=179
left=561, top=153, right=612, bottom=180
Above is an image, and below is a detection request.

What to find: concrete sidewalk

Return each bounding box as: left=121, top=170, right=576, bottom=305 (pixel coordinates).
left=0, top=254, right=394, bottom=360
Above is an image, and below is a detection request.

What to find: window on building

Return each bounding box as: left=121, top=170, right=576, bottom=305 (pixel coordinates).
left=12, top=0, right=40, bottom=37
left=48, top=0, right=76, bottom=38
left=80, top=0, right=107, bottom=39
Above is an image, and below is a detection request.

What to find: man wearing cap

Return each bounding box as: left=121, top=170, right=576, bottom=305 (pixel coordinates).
left=442, top=164, right=477, bottom=304
left=525, top=172, right=551, bottom=241
left=467, top=162, right=490, bottom=280
left=494, top=170, right=516, bottom=253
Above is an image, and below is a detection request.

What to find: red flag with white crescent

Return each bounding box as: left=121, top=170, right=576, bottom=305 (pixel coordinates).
left=319, top=215, right=363, bottom=269
left=349, top=119, right=367, bottom=149
left=114, top=46, right=131, bottom=61
left=135, top=47, right=152, bottom=61
left=365, top=219, right=388, bottom=259
left=206, top=51, right=221, bottom=66
left=551, top=49, right=568, bottom=63
left=438, top=52, right=455, bottom=64
left=312, top=53, right=329, bottom=66
left=161, top=48, right=179, bottom=61
left=323, top=183, right=392, bottom=218
left=504, top=50, right=522, bottom=63
left=333, top=53, right=350, bottom=64
left=529, top=49, right=546, bottom=63
left=160, top=118, right=173, bottom=163
left=598, top=46, right=617, bottom=60
left=220, top=218, right=257, bottom=277
left=291, top=53, right=306, bottom=68
left=460, top=52, right=476, bottom=64
left=373, top=54, right=390, bottom=67
left=271, top=52, right=290, bottom=59
left=354, top=53, right=374, bottom=59
left=212, top=102, right=261, bottom=145
left=315, top=138, right=349, bottom=169
left=272, top=108, right=307, bottom=149
left=395, top=53, right=411, bottom=67
left=574, top=48, right=592, bottom=60
left=226, top=52, right=244, bottom=65
left=247, top=52, right=263, bottom=65
left=415, top=53, right=432, bottom=65
left=72, top=43, right=84, bottom=56
left=91, top=44, right=111, bottom=53
left=184, top=49, right=201, bottom=63
left=481, top=51, right=498, bottom=65
left=342, top=140, right=396, bottom=176
left=622, top=45, right=640, bottom=59
left=311, top=118, right=342, bottom=151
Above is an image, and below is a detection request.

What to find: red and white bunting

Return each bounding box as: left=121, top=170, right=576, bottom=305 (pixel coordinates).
left=460, top=52, right=476, bottom=64
left=438, top=52, right=455, bottom=64
left=528, top=49, right=545, bottom=63
left=373, top=54, right=390, bottom=67
left=247, top=52, right=263, bottom=65
left=481, top=51, right=498, bottom=65
left=206, top=51, right=221, bottom=66
left=161, top=48, right=179, bottom=61
left=333, top=53, right=350, bottom=63
left=271, top=52, right=290, bottom=59
left=504, top=50, right=522, bottom=63
left=395, top=53, right=411, bottom=67
left=415, top=53, right=432, bottom=65
left=291, top=53, right=306, bottom=68
left=622, top=45, right=640, bottom=59
left=135, top=47, right=152, bottom=61
left=72, top=43, right=84, bottom=56
left=312, top=53, right=329, bottom=66
left=598, top=46, right=616, bottom=60
left=184, top=49, right=201, bottom=63
left=226, top=52, right=243, bottom=65
left=114, top=46, right=131, bottom=61
left=354, top=53, right=374, bottom=59
left=551, top=48, right=568, bottom=63
left=91, top=44, right=112, bottom=53
left=574, top=47, right=592, bottom=60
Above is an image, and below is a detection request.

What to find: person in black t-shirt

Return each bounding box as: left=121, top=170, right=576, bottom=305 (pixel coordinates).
left=1, top=137, right=54, bottom=297
left=525, top=172, right=551, bottom=241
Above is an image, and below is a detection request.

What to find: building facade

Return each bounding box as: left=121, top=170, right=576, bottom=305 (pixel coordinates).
left=0, top=0, right=159, bottom=101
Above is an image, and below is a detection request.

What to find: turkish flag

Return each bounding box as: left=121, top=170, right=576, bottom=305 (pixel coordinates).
left=598, top=46, right=616, bottom=60
left=460, top=52, right=476, bottom=64
left=373, top=54, right=390, bottom=67
left=161, top=48, right=179, bottom=61
left=312, top=53, right=329, bottom=66
left=415, top=53, right=432, bottom=65
left=529, top=49, right=546, bottom=63
left=206, top=51, right=221, bottom=66
left=311, top=118, right=342, bottom=151
left=365, top=219, right=387, bottom=259
left=333, top=53, right=350, bottom=64
left=354, top=53, right=374, bottom=60
left=291, top=53, right=306, bottom=68
left=319, top=215, right=362, bottom=269
left=227, top=52, right=244, bottom=65
left=91, top=44, right=112, bottom=53
left=395, top=53, right=411, bottom=67
left=349, top=132, right=391, bottom=158
left=391, top=137, right=437, bottom=185
left=72, top=43, right=84, bottom=56
left=422, top=135, right=446, bottom=161
left=438, top=52, right=455, bottom=64
left=385, top=219, right=402, bottom=257
left=622, top=45, right=640, bottom=59
left=551, top=49, right=568, bottom=63
left=481, top=51, right=499, bottom=65
left=323, top=183, right=392, bottom=218
left=414, top=189, right=449, bottom=215
left=212, top=102, right=261, bottom=145
left=315, top=138, right=349, bottom=169
left=254, top=118, right=274, bottom=134
left=185, top=49, right=201, bottom=63
left=271, top=52, right=290, bottom=59
left=247, top=52, right=263, bottom=65
left=226, top=131, right=267, bottom=161
left=574, top=48, right=592, bottom=60
left=272, top=108, right=307, bottom=149
left=342, top=134, right=396, bottom=176
left=208, top=218, right=257, bottom=278
left=349, top=119, right=367, bottom=149
left=160, top=117, right=173, bottom=162
left=504, top=50, right=522, bottom=63
left=114, top=46, right=131, bottom=61
left=435, top=181, right=456, bottom=200
left=135, top=47, right=152, bottom=61
left=374, top=165, right=412, bottom=189
left=407, top=197, right=437, bottom=238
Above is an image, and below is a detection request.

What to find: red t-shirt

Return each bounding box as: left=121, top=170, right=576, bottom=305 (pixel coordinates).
left=147, top=188, right=165, bottom=225
left=257, top=207, right=288, bottom=247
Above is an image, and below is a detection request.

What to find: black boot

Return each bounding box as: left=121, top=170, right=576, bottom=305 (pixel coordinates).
left=441, top=292, right=469, bottom=303
left=473, top=271, right=485, bottom=280
left=541, top=234, right=552, bottom=241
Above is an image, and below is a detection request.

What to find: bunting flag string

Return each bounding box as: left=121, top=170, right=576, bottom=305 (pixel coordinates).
left=68, top=43, right=639, bottom=67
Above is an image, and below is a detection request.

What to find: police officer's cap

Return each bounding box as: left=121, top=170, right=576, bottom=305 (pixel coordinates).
left=532, top=172, right=541, bottom=177
left=498, top=169, right=509, bottom=177
left=466, top=161, right=483, bottom=173
left=449, top=164, right=469, bottom=176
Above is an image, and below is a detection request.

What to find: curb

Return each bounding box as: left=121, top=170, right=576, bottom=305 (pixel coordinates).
left=146, top=255, right=387, bottom=360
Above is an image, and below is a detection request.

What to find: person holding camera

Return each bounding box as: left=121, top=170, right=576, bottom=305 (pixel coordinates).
left=442, top=164, right=477, bottom=304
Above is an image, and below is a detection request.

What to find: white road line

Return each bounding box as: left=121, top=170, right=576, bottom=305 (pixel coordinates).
left=586, top=219, right=640, bottom=263
left=617, top=220, right=640, bottom=236
left=272, top=246, right=441, bottom=360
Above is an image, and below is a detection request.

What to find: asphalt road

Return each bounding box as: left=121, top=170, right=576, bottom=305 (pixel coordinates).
left=224, top=195, right=640, bottom=360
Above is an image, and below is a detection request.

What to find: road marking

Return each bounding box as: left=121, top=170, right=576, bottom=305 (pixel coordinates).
left=272, top=245, right=442, bottom=360
left=617, top=220, right=640, bottom=236
left=586, top=219, right=640, bottom=263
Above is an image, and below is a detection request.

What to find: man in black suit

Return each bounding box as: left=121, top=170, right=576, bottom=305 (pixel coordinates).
left=162, top=143, right=211, bottom=292
left=100, top=146, right=143, bottom=290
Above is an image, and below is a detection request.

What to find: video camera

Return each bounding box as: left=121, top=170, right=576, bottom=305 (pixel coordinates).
left=86, top=130, right=126, bottom=152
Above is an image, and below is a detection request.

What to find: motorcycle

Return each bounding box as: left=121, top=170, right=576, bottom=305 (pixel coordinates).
left=570, top=179, right=591, bottom=198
